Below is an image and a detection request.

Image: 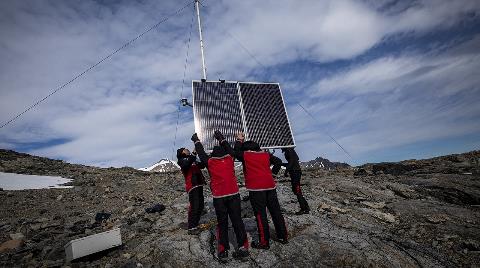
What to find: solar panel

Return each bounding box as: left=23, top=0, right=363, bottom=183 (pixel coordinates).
left=192, top=80, right=295, bottom=151
left=238, top=82, right=294, bottom=148
left=192, top=81, right=244, bottom=150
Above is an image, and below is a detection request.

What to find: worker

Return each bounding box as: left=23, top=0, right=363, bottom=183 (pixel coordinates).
left=282, top=148, right=310, bottom=215
left=177, top=147, right=205, bottom=234
left=234, top=132, right=288, bottom=249
left=192, top=131, right=250, bottom=262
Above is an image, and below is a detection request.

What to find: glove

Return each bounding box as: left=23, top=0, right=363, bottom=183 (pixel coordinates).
left=214, top=130, right=225, bottom=141
left=191, top=133, right=200, bottom=142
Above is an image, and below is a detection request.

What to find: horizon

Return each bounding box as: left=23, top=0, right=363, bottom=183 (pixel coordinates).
left=1, top=147, right=478, bottom=169
left=1, top=0, right=479, bottom=168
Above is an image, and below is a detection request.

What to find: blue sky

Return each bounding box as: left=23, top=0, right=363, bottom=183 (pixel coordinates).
left=0, top=0, right=479, bottom=168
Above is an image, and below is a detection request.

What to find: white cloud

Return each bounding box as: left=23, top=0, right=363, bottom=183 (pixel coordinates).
left=0, top=0, right=479, bottom=167
left=288, top=36, right=480, bottom=164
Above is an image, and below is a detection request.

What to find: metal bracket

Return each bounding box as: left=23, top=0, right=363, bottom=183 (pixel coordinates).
left=181, top=98, right=193, bottom=107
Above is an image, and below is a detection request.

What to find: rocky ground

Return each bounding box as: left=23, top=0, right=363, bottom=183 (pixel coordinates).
left=0, top=149, right=479, bottom=267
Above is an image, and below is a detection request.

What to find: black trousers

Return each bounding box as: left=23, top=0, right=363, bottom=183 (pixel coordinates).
left=249, top=189, right=288, bottom=246
left=213, top=194, right=248, bottom=253
left=188, top=186, right=204, bottom=229
left=289, top=170, right=310, bottom=211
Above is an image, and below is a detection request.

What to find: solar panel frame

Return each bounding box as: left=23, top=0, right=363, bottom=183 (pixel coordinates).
left=238, top=82, right=296, bottom=149
left=192, top=80, right=295, bottom=151
left=192, top=80, right=244, bottom=151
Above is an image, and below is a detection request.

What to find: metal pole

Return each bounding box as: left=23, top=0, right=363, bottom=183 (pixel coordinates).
left=195, top=0, right=207, bottom=80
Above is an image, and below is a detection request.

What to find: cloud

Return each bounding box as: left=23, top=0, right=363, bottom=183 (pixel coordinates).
left=0, top=0, right=479, bottom=167
left=313, top=53, right=480, bottom=97
left=200, top=0, right=480, bottom=77
left=386, top=0, right=480, bottom=33
left=288, top=35, right=480, bottom=163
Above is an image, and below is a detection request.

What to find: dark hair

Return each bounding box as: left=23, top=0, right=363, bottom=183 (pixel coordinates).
left=242, top=141, right=261, bottom=151
left=176, top=148, right=186, bottom=159
left=211, top=146, right=227, bottom=158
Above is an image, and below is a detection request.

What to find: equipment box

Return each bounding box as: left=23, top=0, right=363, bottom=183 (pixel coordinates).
left=64, top=227, right=122, bottom=261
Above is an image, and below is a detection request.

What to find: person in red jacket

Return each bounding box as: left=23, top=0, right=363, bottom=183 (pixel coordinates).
left=233, top=132, right=288, bottom=249
left=177, top=147, right=206, bottom=235
left=192, top=131, right=250, bottom=262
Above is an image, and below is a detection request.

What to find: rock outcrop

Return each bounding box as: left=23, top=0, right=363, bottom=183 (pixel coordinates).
left=0, top=149, right=479, bottom=267
left=301, top=156, right=350, bottom=170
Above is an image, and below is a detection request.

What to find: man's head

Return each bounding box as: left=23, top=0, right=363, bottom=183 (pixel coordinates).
left=211, top=146, right=227, bottom=158
left=242, top=141, right=261, bottom=152
left=176, top=148, right=191, bottom=159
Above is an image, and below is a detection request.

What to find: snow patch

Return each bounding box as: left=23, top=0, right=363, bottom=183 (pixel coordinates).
left=0, top=172, right=73, bottom=190
left=138, top=158, right=180, bottom=173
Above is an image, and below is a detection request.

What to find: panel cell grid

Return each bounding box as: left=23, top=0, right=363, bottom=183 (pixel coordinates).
left=238, top=82, right=294, bottom=148
left=192, top=80, right=295, bottom=151
left=192, top=81, right=243, bottom=151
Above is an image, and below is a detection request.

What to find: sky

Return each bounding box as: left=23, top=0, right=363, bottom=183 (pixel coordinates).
left=0, top=0, right=479, bottom=168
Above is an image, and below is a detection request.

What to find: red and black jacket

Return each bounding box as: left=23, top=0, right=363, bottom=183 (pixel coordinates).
left=207, top=155, right=240, bottom=198
left=243, top=151, right=276, bottom=191
left=234, top=141, right=283, bottom=191
left=195, top=140, right=240, bottom=198
left=178, top=155, right=206, bottom=193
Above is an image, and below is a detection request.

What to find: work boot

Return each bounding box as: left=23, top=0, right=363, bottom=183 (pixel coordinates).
left=232, top=246, right=250, bottom=260
left=251, top=241, right=270, bottom=250
left=187, top=227, right=201, bottom=235
left=295, top=209, right=310, bottom=215
left=217, top=250, right=229, bottom=263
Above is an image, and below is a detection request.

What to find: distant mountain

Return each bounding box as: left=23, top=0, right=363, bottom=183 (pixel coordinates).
left=301, top=156, right=350, bottom=170
left=138, top=159, right=180, bottom=173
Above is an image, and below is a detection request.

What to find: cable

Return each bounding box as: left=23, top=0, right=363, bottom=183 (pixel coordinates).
left=297, top=102, right=354, bottom=160
left=226, top=32, right=268, bottom=70
left=0, top=0, right=194, bottom=130
left=172, top=5, right=195, bottom=160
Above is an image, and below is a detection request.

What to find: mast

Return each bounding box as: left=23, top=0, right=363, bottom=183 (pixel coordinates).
left=195, top=0, right=207, bottom=80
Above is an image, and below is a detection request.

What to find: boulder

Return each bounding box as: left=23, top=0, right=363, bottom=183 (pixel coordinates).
left=353, top=168, right=368, bottom=176
left=372, top=163, right=415, bottom=176
left=360, top=201, right=386, bottom=209
left=0, top=239, right=23, bottom=252
left=9, top=233, right=25, bottom=240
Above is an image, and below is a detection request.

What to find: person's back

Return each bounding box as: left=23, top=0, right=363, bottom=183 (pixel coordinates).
left=191, top=132, right=249, bottom=262
left=176, top=148, right=206, bottom=234
left=283, top=148, right=301, bottom=171
left=282, top=148, right=310, bottom=215
left=177, top=149, right=205, bottom=193
left=243, top=150, right=276, bottom=191
left=233, top=133, right=288, bottom=248
left=206, top=152, right=239, bottom=198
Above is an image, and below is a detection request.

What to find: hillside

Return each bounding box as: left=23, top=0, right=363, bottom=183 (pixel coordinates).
left=0, top=149, right=479, bottom=267
left=301, top=156, right=350, bottom=170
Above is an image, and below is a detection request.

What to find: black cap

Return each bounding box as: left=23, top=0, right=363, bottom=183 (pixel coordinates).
left=177, top=148, right=186, bottom=159
left=211, top=146, right=227, bottom=157
left=242, top=141, right=261, bottom=151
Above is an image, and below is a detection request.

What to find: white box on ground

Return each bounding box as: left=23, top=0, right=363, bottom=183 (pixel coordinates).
left=64, top=227, right=122, bottom=261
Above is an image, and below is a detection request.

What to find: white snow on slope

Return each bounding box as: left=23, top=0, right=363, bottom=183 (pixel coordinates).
left=0, top=172, right=73, bottom=190
left=138, top=159, right=180, bottom=172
